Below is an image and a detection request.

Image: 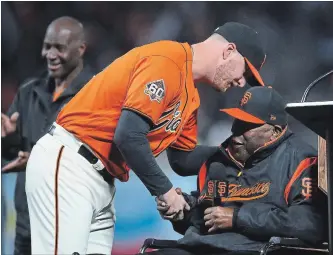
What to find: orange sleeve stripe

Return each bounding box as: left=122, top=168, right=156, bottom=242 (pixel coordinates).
left=284, top=157, right=317, bottom=204
left=198, top=162, right=207, bottom=192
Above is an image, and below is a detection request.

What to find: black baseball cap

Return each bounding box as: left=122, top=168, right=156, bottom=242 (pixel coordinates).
left=220, top=86, right=287, bottom=126
left=213, top=22, right=266, bottom=87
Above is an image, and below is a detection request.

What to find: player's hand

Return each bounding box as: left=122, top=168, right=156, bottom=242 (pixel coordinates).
left=203, top=206, right=234, bottom=233
left=2, top=151, right=30, bottom=173
left=158, top=187, right=190, bottom=221
left=156, top=188, right=182, bottom=220
left=1, top=112, right=19, bottom=137
left=156, top=188, right=185, bottom=221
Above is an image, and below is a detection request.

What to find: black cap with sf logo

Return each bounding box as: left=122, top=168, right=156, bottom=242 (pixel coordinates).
left=220, top=86, right=288, bottom=126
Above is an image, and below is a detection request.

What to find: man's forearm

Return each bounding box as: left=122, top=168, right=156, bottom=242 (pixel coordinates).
left=171, top=215, right=192, bottom=235
left=114, top=110, right=172, bottom=196
left=167, top=146, right=219, bottom=176
left=171, top=206, right=202, bottom=235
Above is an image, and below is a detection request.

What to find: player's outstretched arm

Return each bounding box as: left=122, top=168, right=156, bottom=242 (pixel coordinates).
left=167, top=146, right=219, bottom=176
left=113, top=109, right=190, bottom=218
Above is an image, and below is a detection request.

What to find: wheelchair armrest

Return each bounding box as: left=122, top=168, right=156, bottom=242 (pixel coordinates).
left=260, top=237, right=329, bottom=255
left=270, top=237, right=328, bottom=249
left=139, top=238, right=179, bottom=254
left=269, top=237, right=308, bottom=247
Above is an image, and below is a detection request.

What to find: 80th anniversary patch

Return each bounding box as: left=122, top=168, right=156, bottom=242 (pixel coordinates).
left=144, top=79, right=166, bottom=103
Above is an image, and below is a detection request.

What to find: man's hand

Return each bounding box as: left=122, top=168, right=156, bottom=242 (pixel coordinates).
left=2, top=151, right=30, bottom=173
left=1, top=112, right=19, bottom=137
left=157, top=187, right=189, bottom=221
left=204, top=206, right=234, bottom=233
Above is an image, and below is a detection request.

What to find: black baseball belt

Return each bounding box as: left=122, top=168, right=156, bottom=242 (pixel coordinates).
left=48, top=125, right=114, bottom=185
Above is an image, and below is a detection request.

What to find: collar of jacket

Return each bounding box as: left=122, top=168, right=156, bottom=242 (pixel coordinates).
left=34, top=65, right=94, bottom=100
left=220, top=126, right=293, bottom=168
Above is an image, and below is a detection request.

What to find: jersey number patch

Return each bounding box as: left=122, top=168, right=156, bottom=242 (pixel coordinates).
left=144, top=79, right=165, bottom=103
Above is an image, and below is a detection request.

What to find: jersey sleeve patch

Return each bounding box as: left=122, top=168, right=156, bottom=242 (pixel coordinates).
left=144, top=79, right=166, bottom=103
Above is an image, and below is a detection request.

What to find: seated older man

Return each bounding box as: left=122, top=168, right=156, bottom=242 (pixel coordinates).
left=143, top=87, right=328, bottom=255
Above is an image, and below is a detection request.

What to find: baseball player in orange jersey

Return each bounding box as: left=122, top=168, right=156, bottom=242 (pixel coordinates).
left=25, top=22, right=266, bottom=254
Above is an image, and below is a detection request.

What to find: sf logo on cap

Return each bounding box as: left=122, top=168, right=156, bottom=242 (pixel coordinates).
left=240, top=92, right=252, bottom=106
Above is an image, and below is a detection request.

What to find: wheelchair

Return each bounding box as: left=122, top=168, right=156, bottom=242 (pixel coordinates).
left=138, top=237, right=329, bottom=255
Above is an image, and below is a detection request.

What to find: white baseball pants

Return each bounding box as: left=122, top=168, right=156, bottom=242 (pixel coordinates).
left=26, top=123, right=116, bottom=255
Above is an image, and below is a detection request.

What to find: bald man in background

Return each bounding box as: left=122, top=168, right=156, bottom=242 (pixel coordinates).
left=1, top=16, right=93, bottom=255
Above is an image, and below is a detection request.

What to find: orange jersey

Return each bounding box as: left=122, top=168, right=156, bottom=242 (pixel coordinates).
left=56, top=41, right=200, bottom=181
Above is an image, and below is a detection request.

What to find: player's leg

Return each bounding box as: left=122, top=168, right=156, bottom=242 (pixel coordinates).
left=26, top=134, right=94, bottom=254
left=86, top=183, right=116, bottom=254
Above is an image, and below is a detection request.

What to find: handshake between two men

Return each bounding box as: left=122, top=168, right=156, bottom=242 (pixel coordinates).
left=157, top=184, right=234, bottom=234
